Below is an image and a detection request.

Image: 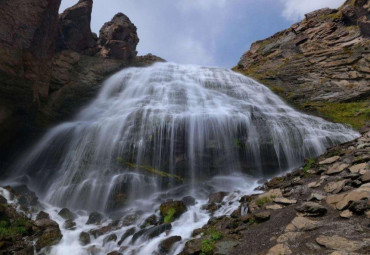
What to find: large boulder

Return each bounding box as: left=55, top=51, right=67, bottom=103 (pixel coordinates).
left=159, top=201, right=187, bottom=223
left=98, top=13, right=139, bottom=60
left=58, top=0, right=97, bottom=54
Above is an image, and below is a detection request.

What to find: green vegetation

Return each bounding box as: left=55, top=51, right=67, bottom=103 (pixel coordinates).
left=0, top=218, right=31, bottom=238
left=200, top=229, right=223, bottom=255
left=303, top=158, right=316, bottom=173
left=305, top=101, right=370, bottom=129
left=117, top=158, right=184, bottom=182
left=255, top=196, right=274, bottom=206
left=163, top=208, right=176, bottom=223
left=270, top=86, right=285, bottom=95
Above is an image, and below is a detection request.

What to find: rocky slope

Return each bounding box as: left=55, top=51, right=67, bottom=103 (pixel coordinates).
left=0, top=0, right=164, bottom=165
left=180, top=128, right=370, bottom=255
left=235, top=0, right=369, bottom=130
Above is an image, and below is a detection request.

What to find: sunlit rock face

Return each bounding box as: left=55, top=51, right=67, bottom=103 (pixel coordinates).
left=11, top=63, right=359, bottom=211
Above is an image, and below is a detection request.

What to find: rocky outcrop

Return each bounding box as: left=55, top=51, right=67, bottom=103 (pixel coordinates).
left=180, top=128, right=370, bottom=255
left=58, top=0, right=97, bottom=54
left=98, top=13, right=139, bottom=60
left=0, top=0, right=163, bottom=167
left=235, top=0, right=370, bottom=130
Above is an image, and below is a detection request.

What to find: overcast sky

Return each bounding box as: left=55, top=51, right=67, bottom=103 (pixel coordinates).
left=60, top=0, right=344, bottom=67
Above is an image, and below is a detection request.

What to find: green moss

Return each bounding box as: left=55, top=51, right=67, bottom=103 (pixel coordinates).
left=123, top=161, right=184, bottom=182
left=163, top=208, right=176, bottom=223
left=0, top=218, right=31, bottom=238
left=270, top=86, right=285, bottom=95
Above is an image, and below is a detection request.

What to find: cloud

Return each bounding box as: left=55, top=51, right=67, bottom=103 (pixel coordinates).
left=280, top=0, right=344, bottom=21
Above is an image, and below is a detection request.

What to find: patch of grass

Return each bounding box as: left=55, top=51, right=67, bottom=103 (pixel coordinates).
left=303, top=158, right=316, bottom=173
left=163, top=208, right=176, bottom=223
left=255, top=197, right=273, bottom=206
left=311, top=101, right=370, bottom=129
left=270, top=86, right=285, bottom=95
left=0, top=218, right=31, bottom=238
left=201, top=239, right=215, bottom=255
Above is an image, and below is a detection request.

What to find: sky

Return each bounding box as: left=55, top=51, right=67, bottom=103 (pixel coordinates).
left=60, top=0, right=345, bottom=67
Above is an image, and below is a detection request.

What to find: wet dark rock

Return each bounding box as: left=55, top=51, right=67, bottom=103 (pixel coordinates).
left=35, top=227, right=63, bottom=251
left=132, top=224, right=172, bottom=243
left=34, top=218, right=59, bottom=229
left=159, top=236, right=182, bottom=253
left=63, top=219, right=76, bottom=230
left=79, top=231, right=91, bottom=246
left=182, top=196, right=196, bottom=206
left=107, top=251, right=123, bottom=255
left=118, top=227, right=136, bottom=245
left=208, top=192, right=228, bottom=204
left=36, top=211, right=50, bottom=220
left=0, top=195, right=7, bottom=204
left=122, top=213, right=140, bottom=226
left=103, top=234, right=117, bottom=246
left=58, top=208, right=76, bottom=220
left=296, top=202, right=327, bottom=217
left=86, top=211, right=103, bottom=225
left=159, top=201, right=187, bottom=222
left=143, top=214, right=158, bottom=226
left=89, top=225, right=112, bottom=238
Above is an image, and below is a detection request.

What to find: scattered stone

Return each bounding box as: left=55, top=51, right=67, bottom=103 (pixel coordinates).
left=326, top=163, right=349, bottom=175
left=254, top=211, right=271, bottom=222
left=340, top=210, right=353, bottom=218
left=266, top=243, right=292, bottom=255
left=107, top=251, right=123, bottom=255
left=259, top=189, right=283, bottom=199
left=143, top=214, right=158, bottom=226
left=349, top=163, right=367, bottom=174
left=319, top=156, right=340, bottom=165
left=273, top=197, right=297, bottom=205
left=266, top=204, right=283, bottom=210
left=365, top=210, right=370, bottom=219
left=285, top=217, right=320, bottom=232
left=277, top=232, right=302, bottom=243
left=296, top=202, right=327, bottom=217
left=308, top=193, right=326, bottom=201
left=159, top=236, right=182, bottom=253
left=35, top=227, right=63, bottom=251
left=335, top=185, right=370, bottom=210
left=324, top=180, right=347, bottom=193
left=215, top=240, right=240, bottom=255
left=79, top=231, right=91, bottom=246
left=122, top=213, right=141, bottom=226
left=58, top=208, right=76, bottom=220
left=86, top=211, right=103, bottom=225
left=348, top=199, right=369, bottom=215
left=316, top=235, right=366, bottom=252
left=361, top=171, right=370, bottom=183
left=132, top=224, right=172, bottom=242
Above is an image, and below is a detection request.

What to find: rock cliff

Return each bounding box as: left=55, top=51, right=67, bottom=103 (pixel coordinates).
left=0, top=0, right=164, bottom=165
left=235, top=0, right=369, bottom=130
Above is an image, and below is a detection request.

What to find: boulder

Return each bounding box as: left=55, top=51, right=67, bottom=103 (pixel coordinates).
left=58, top=0, right=97, bottom=53
left=63, top=219, right=76, bottom=230
left=132, top=224, right=172, bottom=242
left=86, top=211, right=103, bottom=225
left=36, top=211, right=50, bottom=220
left=324, top=180, right=347, bottom=193
left=182, top=196, right=196, bottom=206
left=319, top=156, right=340, bottom=165
left=285, top=217, right=320, bottom=232
left=79, top=231, right=91, bottom=246
left=316, top=235, right=367, bottom=252
left=326, top=163, right=349, bottom=175
left=159, top=201, right=187, bottom=223
left=98, top=13, right=139, bottom=60
left=349, top=163, right=367, bottom=173
left=335, top=184, right=370, bottom=210
left=348, top=199, right=369, bottom=214
left=273, top=197, right=297, bottom=205
left=266, top=243, right=292, bottom=255
left=35, top=227, right=63, bottom=251
left=58, top=208, right=76, bottom=220
left=159, top=236, right=182, bottom=253
left=254, top=211, right=271, bottom=222
left=118, top=227, right=136, bottom=245
left=208, top=192, right=228, bottom=204
left=340, top=210, right=353, bottom=218
left=296, top=202, right=327, bottom=217
left=103, top=233, right=117, bottom=246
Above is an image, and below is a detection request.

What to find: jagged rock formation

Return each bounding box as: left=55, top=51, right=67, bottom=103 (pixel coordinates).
left=235, top=0, right=370, bottom=129
left=0, top=0, right=164, bottom=165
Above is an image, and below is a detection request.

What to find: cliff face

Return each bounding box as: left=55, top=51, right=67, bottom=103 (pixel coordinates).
left=235, top=0, right=370, bottom=129
left=0, top=0, right=163, bottom=165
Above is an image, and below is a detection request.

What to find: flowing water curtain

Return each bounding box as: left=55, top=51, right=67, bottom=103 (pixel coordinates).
left=10, top=63, right=359, bottom=211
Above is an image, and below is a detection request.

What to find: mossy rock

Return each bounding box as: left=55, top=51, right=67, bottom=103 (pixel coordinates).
left=35, top=228, right=62, bottom=251
left=159, top=201, right=187, bottom=223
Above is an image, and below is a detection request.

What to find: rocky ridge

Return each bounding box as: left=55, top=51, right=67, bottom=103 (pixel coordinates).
left=0, top=0, right=164, bottom=166
left=235, top=0, right=369, bottom=130
left=180, top=128, right=370, bottom=255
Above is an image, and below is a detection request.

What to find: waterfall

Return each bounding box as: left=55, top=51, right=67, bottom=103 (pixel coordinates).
left=10, top=62, right=359, bottom=212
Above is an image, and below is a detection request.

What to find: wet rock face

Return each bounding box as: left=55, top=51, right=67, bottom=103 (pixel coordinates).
left=98, top=13, right=139, bottom=60
left=59, top=0, right=97, bottom=54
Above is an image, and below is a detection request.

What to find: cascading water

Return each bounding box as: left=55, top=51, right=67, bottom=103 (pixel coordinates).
left=5, top=62, right=359, bottom=255
left=11, top=62, right=358, bottom=211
